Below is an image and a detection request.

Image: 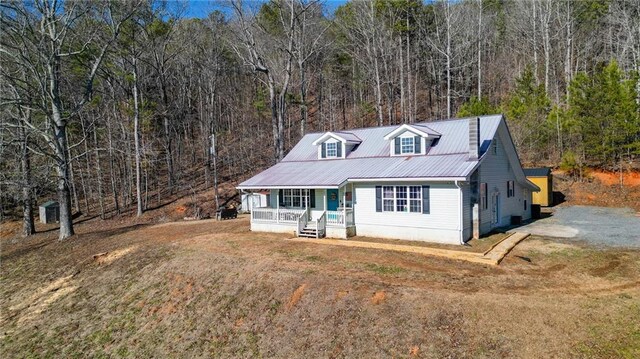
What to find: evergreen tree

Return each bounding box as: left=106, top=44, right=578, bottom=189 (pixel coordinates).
left=568, top=61, right=640, bottom=168
left=457, top=96, right=497, bottom=117
left=502, top=66, right=551, bottom=162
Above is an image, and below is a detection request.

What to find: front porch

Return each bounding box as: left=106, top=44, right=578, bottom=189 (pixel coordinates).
left=250, top=207, right=355, bottom=238
left=245, top=185, right=356, bottom=238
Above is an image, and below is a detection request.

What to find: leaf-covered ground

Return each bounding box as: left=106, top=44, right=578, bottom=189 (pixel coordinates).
left=1, top=216, right=639, bottom=358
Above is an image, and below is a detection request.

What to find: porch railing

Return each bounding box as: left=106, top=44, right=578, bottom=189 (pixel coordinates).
left=251, top=208, right=306, bottom=223
left=326, top=209, right=354, bottom=227
left=252, top=207, right=277, bottom=221
left=316, top=211, right=326, bottom=238
left=296, top=208, right=310, bottom=235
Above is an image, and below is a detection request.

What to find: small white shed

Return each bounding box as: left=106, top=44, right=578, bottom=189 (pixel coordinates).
left=39, top=200, right=60, bottom=224
left=240, top=191, right=270, bottom=213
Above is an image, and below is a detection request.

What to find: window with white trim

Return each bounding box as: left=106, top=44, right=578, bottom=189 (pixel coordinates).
left=492, top=141, right=498, bottom=155
left=396, top=186, right=407, bottom=211
left=401, top=137, right=414, bottom=154
left=326, top=142, right=337, bottom=157
left=283, top=189, right=310, bottom=208
left=480, top=183, right=488, bottom=209
left=382, top=186, right=394, bottom=211
left=409, top=186, right=422, bottom=213
left=507, top=181, right=514, bottom=197
left=382, top=186, right=422, bottom=213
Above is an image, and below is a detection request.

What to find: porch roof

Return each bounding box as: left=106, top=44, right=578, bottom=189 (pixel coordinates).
left=237, top=153, right=477, bottom=189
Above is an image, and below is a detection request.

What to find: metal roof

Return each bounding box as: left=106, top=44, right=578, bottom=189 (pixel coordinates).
left=411, top=124, right=442, bottom=136
left=333, top=131, right=362, bottom=143
left=524, top=167, right=551, bottom=177
left=40, top=200, right=59, bottom=208
left=239, top=115, right=504, bottom=188
left=238, top=154, right=477, bottom=188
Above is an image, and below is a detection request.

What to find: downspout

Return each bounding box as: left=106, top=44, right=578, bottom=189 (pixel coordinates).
left=454, top=180, right=464, bottom=245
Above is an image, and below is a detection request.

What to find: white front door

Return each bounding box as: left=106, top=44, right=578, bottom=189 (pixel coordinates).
left=491, top=192, right=500, bottom=225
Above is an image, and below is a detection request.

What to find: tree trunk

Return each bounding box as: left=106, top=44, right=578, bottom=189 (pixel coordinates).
left=54, top=123, right=74, bottom=240
left=446, top=2, right=452, bottom=119
left=93, top=127, right=106, bottom=219
left=49, top=55, right=74, bottom=240
left=477, top=0, right=483, bottom=100
left=20, top=123, right=35, bottom=237
left=532, top=0, right=539, bottom=85
left=133, top=57, right=143, bottom=217
left=399, top=36, right=405, bottom=123
left=299, top=59, right=308, bottom=136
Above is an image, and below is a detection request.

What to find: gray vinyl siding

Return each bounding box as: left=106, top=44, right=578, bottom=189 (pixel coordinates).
left=353, top=182, right=462, bottom=244
left=462, top=182, right=472, bottom=241
left=478, top=133, right=531, bottom=234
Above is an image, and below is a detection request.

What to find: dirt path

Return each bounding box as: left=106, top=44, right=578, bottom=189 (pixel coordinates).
left=483, top=232, right=530, bottom=264
left=286, top=232, right=529, bottom=266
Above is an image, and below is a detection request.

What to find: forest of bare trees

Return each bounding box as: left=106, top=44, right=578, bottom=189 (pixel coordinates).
left=1, top=0, right=639, bottom=239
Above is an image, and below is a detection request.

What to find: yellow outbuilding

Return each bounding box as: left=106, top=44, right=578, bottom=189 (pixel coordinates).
left=524, top=168, right=553, bottom=206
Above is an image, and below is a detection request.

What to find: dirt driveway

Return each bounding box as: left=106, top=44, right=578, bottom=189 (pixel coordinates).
left=517, top=205, right=640, bottom=248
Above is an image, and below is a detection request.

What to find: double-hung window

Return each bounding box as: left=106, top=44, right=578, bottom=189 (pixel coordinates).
left=381, top=186, right=423, bottom=213
left=507, top=181, right=514, bottom=198
left=409, top=186, right=422, bottom=213
left=396, top=186, right=408, bottom=211
left=326, top=142, right=337, bottom=157
left=382, top=186, right=395, bottom=211
left=401, top=137, right=414, bottom=154
left=283, top=189, right=310, bottom=208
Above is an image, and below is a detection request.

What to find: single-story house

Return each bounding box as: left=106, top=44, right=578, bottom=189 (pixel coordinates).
left=237, top=114, right=539, bottom=245
left=524, top=167, right=553, bottom=207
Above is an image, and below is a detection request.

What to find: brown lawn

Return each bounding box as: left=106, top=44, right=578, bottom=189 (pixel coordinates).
left=1, top=215, right=639, bottom=358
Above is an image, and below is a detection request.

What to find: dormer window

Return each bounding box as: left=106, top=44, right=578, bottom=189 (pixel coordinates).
left=313, top=131, right=361, bottom=160
left=326, top=142, right=338, bottom=157
left=401, top=137, right=415, bottom=154
left=384, top=124, right=441, bottom=157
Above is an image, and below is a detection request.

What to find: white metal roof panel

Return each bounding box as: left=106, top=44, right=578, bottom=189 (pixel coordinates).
left=282, top=115, right=502, bottom=162
left=239, top=115, right=504, bottom=188
left=238, top=154, right=478, bottom=188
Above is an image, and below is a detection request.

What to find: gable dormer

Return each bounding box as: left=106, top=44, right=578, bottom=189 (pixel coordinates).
left=383, top=124, right=441, bottom=156
left=312, top=131, right=362, bottom=159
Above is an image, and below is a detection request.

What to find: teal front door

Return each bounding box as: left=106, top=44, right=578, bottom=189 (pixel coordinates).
left=327, top=189, right=339, bottom=211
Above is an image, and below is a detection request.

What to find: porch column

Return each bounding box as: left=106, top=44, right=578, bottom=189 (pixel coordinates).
left=342, top=187, right=346, bottom=228
left=276, top=190, right=280, bottom=224
left=323, top=191, right=326, bottom=211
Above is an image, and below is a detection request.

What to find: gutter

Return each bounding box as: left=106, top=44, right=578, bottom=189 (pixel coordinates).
left=454, top=180, right=464, bottom=245
left=346, top=177, right=467, bottom=184
left=237, top=185, right=340, bottom=190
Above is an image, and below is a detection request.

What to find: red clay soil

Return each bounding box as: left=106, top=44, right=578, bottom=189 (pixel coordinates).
left=554, top=169, right=640, bottom=211
left=589, top=169, right=640, bottom=187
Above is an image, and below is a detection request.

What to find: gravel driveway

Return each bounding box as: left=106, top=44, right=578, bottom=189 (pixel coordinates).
left=517, top=205, right=640, bottom=248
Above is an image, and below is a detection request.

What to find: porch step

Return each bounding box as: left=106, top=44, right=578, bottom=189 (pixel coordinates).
left=298, top=227, right=324, bottom=238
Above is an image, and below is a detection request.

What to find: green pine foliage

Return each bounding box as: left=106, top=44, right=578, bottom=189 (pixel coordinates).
left=567, top=60, right=640, bottom=167
left=502, top=66, right=552, bottom=161
left=457, top=96, right=498, bottom=117
left=501, top=60, right=640, bottom=169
